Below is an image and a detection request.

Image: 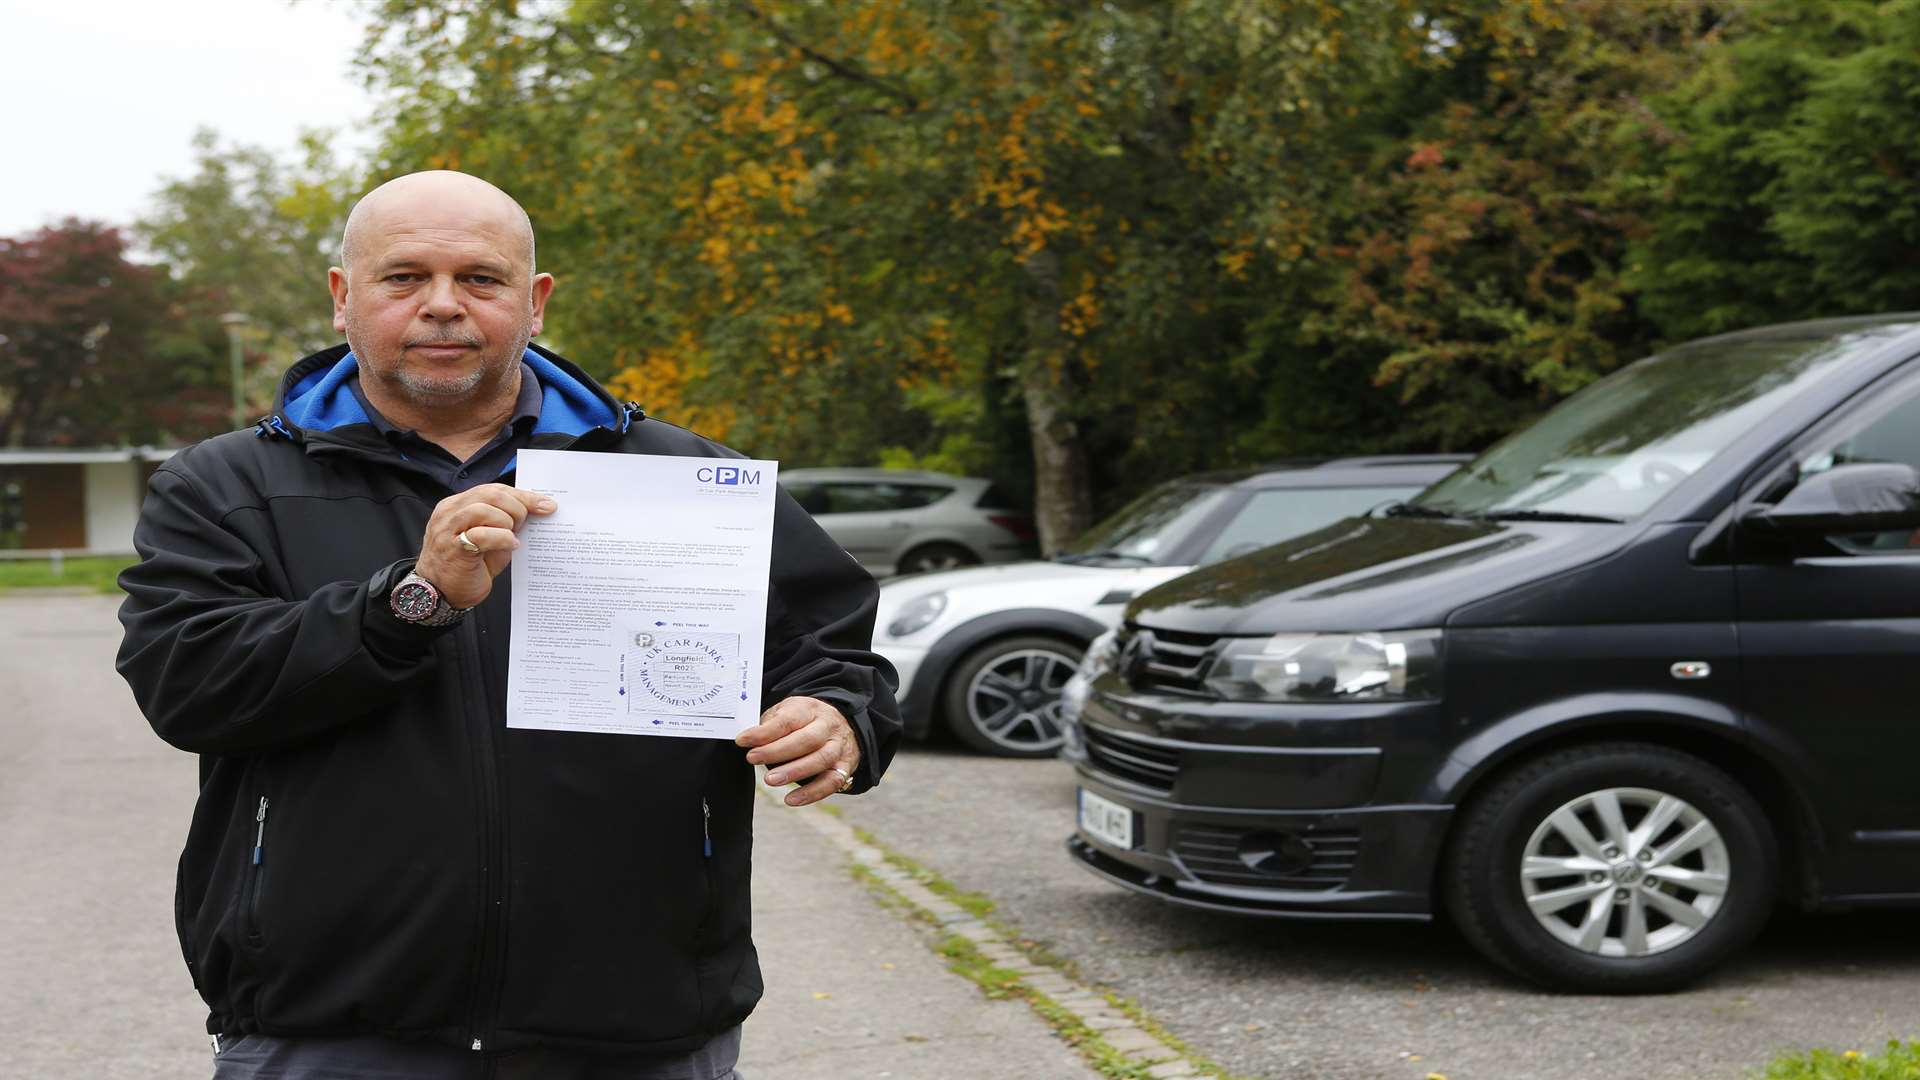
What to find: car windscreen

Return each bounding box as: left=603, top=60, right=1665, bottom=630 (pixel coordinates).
left=1195, top=486, right=1424, bottom=565
left=1414, top=329, right=1904, bottom=521
left=1057, top=483, right=1230, bottom=565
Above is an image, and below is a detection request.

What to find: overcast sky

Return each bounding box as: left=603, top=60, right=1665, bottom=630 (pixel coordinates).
left=0, top=0, right=377, bottom=238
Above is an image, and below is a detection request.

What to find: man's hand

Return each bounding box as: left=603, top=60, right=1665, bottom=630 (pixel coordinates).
left=736, top=696, right=862, bottom=806
left=413, top=484, right=557, bottom=609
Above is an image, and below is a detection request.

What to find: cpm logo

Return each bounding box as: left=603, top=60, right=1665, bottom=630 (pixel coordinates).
left=696, top=465, right=762, bottom=486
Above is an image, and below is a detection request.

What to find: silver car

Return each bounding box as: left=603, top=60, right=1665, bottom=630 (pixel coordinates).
left=780, top=468, right=1037, bottom=577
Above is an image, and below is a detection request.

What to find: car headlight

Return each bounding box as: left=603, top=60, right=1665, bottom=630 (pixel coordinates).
left=886, top=591, right=948, bottom=638
left=1060, top=629, right=1119, bottom=732
left=1203, top=629, right=1442, bottom=702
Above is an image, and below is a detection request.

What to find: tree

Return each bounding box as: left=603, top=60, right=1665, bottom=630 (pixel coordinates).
left=353, top=0, right=1415, bottom=545
left=0, top=221, right=229, bottom=446
left=138, top=128, right=357, bottom=391
left=1627, top=0, right=1920, bottom=340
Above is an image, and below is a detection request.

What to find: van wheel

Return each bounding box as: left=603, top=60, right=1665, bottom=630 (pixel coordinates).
left=1445, top=742, right=1775, bottom=993
left=941, top=635, right=1083, bottom=757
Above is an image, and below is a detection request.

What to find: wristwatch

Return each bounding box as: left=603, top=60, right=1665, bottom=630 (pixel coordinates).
left=388, top=570, right=472, bottom=627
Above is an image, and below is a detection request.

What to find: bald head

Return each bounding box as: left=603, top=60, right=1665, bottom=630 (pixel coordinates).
left=338, top=170, right=536, bottom=275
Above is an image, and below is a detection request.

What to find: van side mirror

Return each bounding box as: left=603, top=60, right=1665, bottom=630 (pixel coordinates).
left=1745, top=462, right=1920, bottom=532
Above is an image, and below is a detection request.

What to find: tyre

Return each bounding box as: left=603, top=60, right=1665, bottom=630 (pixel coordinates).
left=896, top=542, right=978, bottom=576
left=940, top=635, right=1084, bottom=757
left=1444, top=742, right=1776, bottom=993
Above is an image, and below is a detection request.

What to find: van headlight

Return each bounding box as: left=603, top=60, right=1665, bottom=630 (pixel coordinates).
left=1204, top=630, right=1441, bottom=702
left=1060, top=628, right=1120, bottom=729
left=886, top=591, right=948, bottom=638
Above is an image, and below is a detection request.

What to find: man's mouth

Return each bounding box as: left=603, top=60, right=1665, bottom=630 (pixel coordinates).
left=407, top=340, right=479, bottom=358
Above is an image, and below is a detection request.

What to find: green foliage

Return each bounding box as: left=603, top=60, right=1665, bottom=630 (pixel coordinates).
left=1628, top=0, right=1920, bottom=341
left=137, top=129, right=358, bottom=416
left=114, top=0, right=1920, bottom=524
left=1759, top=1040, right=1920, bottom=1079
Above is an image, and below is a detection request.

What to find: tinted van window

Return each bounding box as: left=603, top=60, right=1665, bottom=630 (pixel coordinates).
left=1196, top=486, right=1423, bottom=565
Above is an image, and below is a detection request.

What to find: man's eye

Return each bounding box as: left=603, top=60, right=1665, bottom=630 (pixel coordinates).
left=466, top=276, right=498, bottom=286
left=387, top=274, right=422, bottom=284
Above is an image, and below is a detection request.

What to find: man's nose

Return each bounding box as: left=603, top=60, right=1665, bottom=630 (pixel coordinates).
left=420, top=275, right=464, bottom=320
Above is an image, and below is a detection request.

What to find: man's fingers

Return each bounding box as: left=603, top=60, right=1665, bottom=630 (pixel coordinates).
left=763, top=744, right=836, bottom=788
left=458, top=524, right=520, bottom=555
left=439, top=485, right=557, bottom=530
left=744, top=721, right=829, bottom=767
left=451, top=503, right=518, bottom=534
left=783, top=770, right=843, bottom=807
left=736, top=700, right=813, bottom=751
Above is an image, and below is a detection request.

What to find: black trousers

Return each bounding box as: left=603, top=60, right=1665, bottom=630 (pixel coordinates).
left=208, top=1028, right=745, bottom=1080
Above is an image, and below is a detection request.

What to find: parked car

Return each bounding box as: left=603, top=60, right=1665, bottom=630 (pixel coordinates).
left=780, top=468, right=1036, bottom=576
left=874, top=456, right=1465, bottom=756
left=1067, top=314, right=1920, bottom=993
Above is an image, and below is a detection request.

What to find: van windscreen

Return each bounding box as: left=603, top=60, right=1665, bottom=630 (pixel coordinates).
left=1414, top=328, right=1906, bottom=521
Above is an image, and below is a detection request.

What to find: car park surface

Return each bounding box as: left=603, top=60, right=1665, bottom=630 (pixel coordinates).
left=836, top=746, right=1920, bottom=1080
left=1066, top=314, right=1920, bottom=991
left=780, top=467, right=1035, bottom=576
left=873, top=456, right=1464, bottom=756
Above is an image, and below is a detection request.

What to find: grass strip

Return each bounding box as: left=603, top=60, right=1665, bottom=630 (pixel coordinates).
left=1760, top=1041, right=1920, bottom=1079
left=845, top=822, right=1251, bottom=1080
left=0, top=556, right=133, bottom=595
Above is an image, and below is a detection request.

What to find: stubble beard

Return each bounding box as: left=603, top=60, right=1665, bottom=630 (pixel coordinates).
left=350, top=321, right=534, bottom=408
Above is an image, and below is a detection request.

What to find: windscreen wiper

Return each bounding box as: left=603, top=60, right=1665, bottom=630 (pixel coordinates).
left=1475, top=508, right=1625, bottom=524
left=1054, top=549, right=1156, bottom=565
left=1378, top=502, right=1472, bottom=520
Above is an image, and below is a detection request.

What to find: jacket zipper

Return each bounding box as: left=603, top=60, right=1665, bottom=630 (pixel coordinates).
left=464, top=606, right=509, bottom=1053
left=243, top=796, right=269, bottom=944
left=702, top=797, right=713, bottom=858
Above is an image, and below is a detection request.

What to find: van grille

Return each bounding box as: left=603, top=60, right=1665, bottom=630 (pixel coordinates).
left=1082, top=725, right=1178, bottom=794
left=1118, top=627, right=1221, bottom=695
left=1171, top=825, right=1360, bottom=890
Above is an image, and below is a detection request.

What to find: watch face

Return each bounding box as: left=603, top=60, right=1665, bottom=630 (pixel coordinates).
left=391, top=580, right=440, bottom=622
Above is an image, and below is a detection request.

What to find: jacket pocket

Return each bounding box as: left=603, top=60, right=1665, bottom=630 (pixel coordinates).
left=174, top=853, right=200, bottom=989
left=239, top=794, right=270, bottom=947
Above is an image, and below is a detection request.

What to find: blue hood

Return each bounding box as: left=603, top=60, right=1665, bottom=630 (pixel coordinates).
left=280, top=348, right=626, bottom=438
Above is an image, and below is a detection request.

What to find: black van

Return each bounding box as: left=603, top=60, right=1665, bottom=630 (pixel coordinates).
left=1065, top=315, right=1920, bottom=992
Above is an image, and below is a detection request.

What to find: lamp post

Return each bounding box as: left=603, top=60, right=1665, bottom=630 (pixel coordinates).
left=219, top=312, right=250, bottom=431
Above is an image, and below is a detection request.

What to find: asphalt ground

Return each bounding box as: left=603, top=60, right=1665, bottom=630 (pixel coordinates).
left=834, top=741, right=1920, bottom=1080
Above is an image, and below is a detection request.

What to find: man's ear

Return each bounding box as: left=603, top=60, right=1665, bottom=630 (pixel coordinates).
left=529, top=273, right=556, bottom=336
left=328, top=267, right=350, bottom=334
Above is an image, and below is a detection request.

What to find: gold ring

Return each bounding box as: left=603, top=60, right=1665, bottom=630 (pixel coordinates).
left=829, top=766, right=853, bottom=792
left=457, top=530, right=482, bottom=555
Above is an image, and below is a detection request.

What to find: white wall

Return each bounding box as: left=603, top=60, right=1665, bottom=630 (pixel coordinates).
left=84, top=461, right=142, bottom=553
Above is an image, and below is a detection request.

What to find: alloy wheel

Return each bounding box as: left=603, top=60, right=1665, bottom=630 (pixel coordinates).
left=1519, top=786, right=1731, bottom=958
left=963, top=648, right=1077, bottom=752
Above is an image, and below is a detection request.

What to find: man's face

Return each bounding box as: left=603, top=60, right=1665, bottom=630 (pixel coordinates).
left=328, top=194, right=554, bottom=407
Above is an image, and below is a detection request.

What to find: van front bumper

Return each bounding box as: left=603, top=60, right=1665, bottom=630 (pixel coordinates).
left=1066, top=690, right=1453, bottom=919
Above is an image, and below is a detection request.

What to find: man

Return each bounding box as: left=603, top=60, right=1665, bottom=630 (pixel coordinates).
left=116, top=171, right=900, bottom=1079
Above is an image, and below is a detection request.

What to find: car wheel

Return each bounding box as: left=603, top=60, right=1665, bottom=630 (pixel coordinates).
left=897, top=542, right=978, bottom=576
left=1445, top=742, right=1776, bottom=993
left=941, top=635, right=1084, bottom=757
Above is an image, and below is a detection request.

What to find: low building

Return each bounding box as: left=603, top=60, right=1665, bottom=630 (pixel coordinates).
left=0, top=448, right=178, bottom=556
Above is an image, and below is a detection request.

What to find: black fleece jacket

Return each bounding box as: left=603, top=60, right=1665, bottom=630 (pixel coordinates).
left=115, top=343, right=900, bottom=1055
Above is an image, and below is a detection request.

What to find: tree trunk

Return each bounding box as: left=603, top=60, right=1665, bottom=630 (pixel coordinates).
left=1017, top=245, right=1093, bottom=553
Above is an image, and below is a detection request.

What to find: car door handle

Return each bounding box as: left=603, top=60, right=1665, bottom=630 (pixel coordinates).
left=887, top=521, right=912, bottom=529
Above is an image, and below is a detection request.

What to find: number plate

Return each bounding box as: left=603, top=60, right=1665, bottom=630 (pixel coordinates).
left=1078, top=788, right=1135, bottom=850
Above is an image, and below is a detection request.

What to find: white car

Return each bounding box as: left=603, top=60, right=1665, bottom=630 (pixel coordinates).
left=873, top=457, right=1466, bottom=756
